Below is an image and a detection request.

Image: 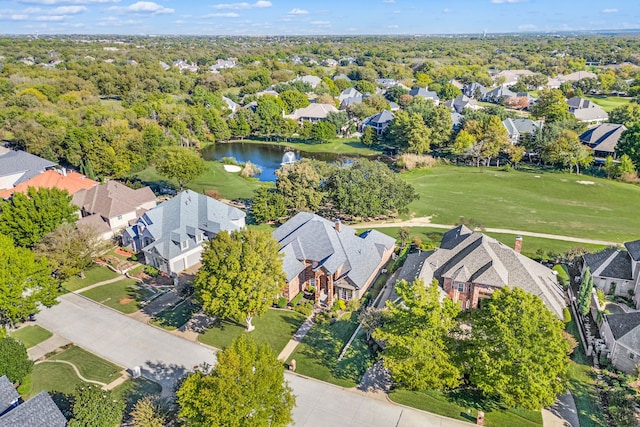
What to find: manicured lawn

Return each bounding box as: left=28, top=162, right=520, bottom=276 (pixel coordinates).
left=401, top=165, right=640, bottom=242
left=112, top=377, right=163, bottom=414
left=585, top=95, right=632, bottom=112
left=232, top=137, right=381, bottom=156
left=50, top=346, right=122, bottom=384
left=64, top=265, right=120, bottom=292
left=287, top=312, right=369, bottom=387
left=81, top=279, right=154, bottom=314
left=30, top=362, right=86, bottom=395
left=151, top=300, right=198, bottom=331
left=11, top=325, right=52, bottom=349
left=389, top=388, right=542, bottom=427
left=370, top=226, right=604, bottom=261
left=199, top=308, right=305, bottom=353
left=136, top=161, right=262, bottom=200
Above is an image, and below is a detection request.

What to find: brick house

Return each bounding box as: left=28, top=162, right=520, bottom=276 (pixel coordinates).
left=422, top=225, right=566, bottom=318
left=273, top=212, right=395, bottom=305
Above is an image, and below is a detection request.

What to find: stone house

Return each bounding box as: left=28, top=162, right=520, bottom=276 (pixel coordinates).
left=273, top=212, right=395, bottom=305
left=582, top=241, right=640, bottom=305
left=599, top=312, right=640, bottom=374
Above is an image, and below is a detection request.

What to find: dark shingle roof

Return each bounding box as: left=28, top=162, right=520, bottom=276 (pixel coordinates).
left=606, top=312, right=640, bottom=345
left=0, top=391, right=66, bottom=427
left=624, top=240, right=640, bottom=261
left=583, top=248, right=633, bottom=280
left=0, top=376, right=19, bottom=415
left=397, top=251, right=433, bottom=284
left=365, top=110, right=394, bottom=125
left=579, top=124, right=626, bottom=155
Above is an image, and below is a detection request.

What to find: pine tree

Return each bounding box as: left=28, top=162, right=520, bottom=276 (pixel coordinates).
left=578, top=267, right=593, bottom=316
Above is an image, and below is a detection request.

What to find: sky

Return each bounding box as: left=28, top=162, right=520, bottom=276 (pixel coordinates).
left=0, top=0, right=639, bottom=36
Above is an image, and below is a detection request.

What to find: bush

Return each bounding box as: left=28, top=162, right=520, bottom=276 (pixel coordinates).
left=346, top=298, right=361, bottom=312
left=563, top=307, right=571, bottom=323
left=275, top=297, right=288, bottom=308
left=293, top=304, right=312, bottom=316
left=143, top=265, right=160, bottom=277
left=221, top=156, right=240, bottom=165
left=0, top=337, right=33, bottom=384
left=397, top=153, right=438, bottom=171
left=289, top=292, right=304, bottom=307
left=205, top=189, right=222, bottom=200
left=130, top=253, right=138, bottom=261
left=240, top=161, right=262, bottom=178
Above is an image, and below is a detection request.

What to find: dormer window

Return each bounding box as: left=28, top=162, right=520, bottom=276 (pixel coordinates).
left=196, top=234, right=203, bottom=243
left=181, top=240, right=188, bottom=250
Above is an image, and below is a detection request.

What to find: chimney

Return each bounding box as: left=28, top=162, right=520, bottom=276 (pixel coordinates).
left=514, top=236, right=523, bottom=254
left=334, top=219, right=341, bottom=232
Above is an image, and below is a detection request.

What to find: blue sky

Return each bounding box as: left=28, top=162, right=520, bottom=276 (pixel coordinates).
left=0, top=0, right=638, bottom=35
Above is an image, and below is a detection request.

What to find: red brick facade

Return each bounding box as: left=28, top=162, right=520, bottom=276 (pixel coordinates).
left=443, top=278, right=498, bottom=310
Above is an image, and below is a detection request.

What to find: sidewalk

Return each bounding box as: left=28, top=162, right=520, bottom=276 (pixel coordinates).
left=73, top=275, right=126, bottom=293
left=27, top=333, right=70, bottom=360
left=277, top=311, right=316, bottom=361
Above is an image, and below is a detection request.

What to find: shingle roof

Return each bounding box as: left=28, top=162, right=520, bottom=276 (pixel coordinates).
left=72, top=181, right=155, bottom=219
left=462, top=82, right=487, bottom=98
left=572, top=107, right=608, bottom=122
left=0, top=169, right=98, bottom=199
left=293, top=75, right=322, bottom=88
left=483, top=85, right=516, bottom=102
left=274, top=213, right=395, bottom=289
left=606, top=312, right=640, bottom=352
left=0, top=376, right=19, bottom=415
left=397, top=251, right=434, bottom=284
left=443, top=95, right=478, bottom=113
left=579, top=123, right=627, bottom=155
left=128, top=190, right=245, bottom=261
left=286, top=103, right=339, bottom=120
left=0, top=391, right=66, bottom=427
left=0, top=150, right=56, bottom=187
left=365, top=110, right=394, bottom=125
left=428, top=226, right=566, bottom=318
left=502, top=118, right=540, bottom=139
left=625, top=240, right=640, bottom=261
left=409, top=88, right=440, bottom=101
left=568, top=97, right=598, bottom=110
left=338, top=87, right=362, bottom=102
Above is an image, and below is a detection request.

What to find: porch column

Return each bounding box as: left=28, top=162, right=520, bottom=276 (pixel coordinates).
left=327, top=276, right=334, bottom=306
left=314, top=270, right=320, bottom=303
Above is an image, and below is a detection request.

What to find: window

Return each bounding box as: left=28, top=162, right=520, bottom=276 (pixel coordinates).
left=117, top=215, right=123, bottom=220
left=181, top=240, right=188, bottom=250
left=630, top=353, right=635, bottom=360
left=457, top=283, right=465, bottom=292
left=196, top=234, right=203, bottom=243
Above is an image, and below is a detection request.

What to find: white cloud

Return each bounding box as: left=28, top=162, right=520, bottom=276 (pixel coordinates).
left=211, top=1, right=271, bottom=10
left=387, top=24, right=398, bottom=28
left=7, top=14, right=29, bottom=20
left=35, top=14, right=66, bottom=20
left=443, top=8, right=451, bottom=13
left=383, top=0, right=395, bottom=3
left=310, top=20, right=330, bottom=26
left=204, top=12, right=240, bottom=17
left=601, top=8, right=618, bottom=13
left=491, top=0, right=527, bottom=3
left=109, top=1, right=174, bottom=14
left=288, top=8, right=308, bottom=15
left=18, top=0, right=119, bottom=4
left=51, top=5, right=87, bottom=13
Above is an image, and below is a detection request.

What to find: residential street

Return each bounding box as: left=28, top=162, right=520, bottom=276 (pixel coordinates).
left=36, top=293, right=471, bottom=426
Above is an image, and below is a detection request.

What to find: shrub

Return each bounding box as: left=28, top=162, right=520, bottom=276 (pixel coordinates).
left=293, top=304, right=312, bottom=316
left=397, top=153, right=438, bottom=171
left=307, top=286, right=316, bottom=294
left=289, top=292, right=304, bottom=307
left=563, top=307, right=571, bottom=323
left=205, top=189, right=222, bottom=200
left=130, top=253, right=138, bottom=261
left=144, top=265, right=160, bottom=277
left=346, top=298, right=361, bottom=312
left=240, top=161, right=262, bottom=178
left=221, top=156, right=240, bottom=165
left=276, top=297, right=287, bottom=308
left=335, top=299, right=346, bottom=311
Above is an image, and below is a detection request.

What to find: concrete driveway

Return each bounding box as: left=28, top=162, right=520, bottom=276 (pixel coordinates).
left=37, top=293, right=471, bottom=427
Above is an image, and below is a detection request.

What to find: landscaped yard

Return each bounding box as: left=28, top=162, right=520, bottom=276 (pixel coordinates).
left=199, top=308, right=305, bottom=353
left=401, top=165, right=640, bottom=242
left=81, top=279, right=155, bottom=314
left=64, top=265, right=120, bottom=292
left=11, top=325, right=52, bottom=348
left=286, top=312, right=371, bottom=388
left=151, top=300, right=198, bottom=331
left=389, top=388, right=542, bottom=427
left=585, top=95, right=632, bottom=112
left=112, top=377, right=163, bottom=414
left=50, top=345, right=122, bottom=384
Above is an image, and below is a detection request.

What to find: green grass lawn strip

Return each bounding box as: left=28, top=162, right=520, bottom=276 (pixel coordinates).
left=286, top=312, right=363, bottom=387
left=199, top=308, right=305, bottom=353
left=584, top=95, right=632, bottom=112
left=389, top=389, right=542, bottom=427
left=401, top=165, right=640, bottom=242
left=64, top=265, right=120, bottom=292
left=151, top=300, right=197, bottom=330
left=112, top=377, right=163, bottom=414
left=50, top=346, right=122, bottom=384
left=81, top=279, right=153, bottom=314
left=30, top=362, right=87, bottom=395
left=11, top=325, right=52, bottom=348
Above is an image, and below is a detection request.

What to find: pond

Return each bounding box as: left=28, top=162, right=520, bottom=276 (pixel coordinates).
left=201, top=142, right=363, bottom=182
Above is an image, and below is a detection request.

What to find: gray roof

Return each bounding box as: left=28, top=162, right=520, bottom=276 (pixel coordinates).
left=126, top=190, right=245, bottom=261
left=0, top=376, right=19, bottom=415
left=409, top=87, right=439, bottom=101
left=462, top=82, right=487, bottom=98
left=340, top=96, right=363, bottom=109
left=579, top=123, right=627, bottom=155
left=568, top=97, right=598, bottom=110
left=0, top=391, right=66, bottom=427
left=375, top=78, right=398, bottom=88
left=502, top=118, right=540, bottom=138
left=443, top=95, right=477, bottom=113
left=482, top=85, right=516, bottom=102
left=0, top=150, right=56, bottom=185
left=397, top=251, right=434, bottom=284
left=451, top=112, right=464, bottom=127
left=333, top=74, right=351, bottom=81
left=72, top=181, right=155, bottom=219
left=365, top=110, right=394, bottom=126
left=338, top=87, right=362, bottom=102
left=625, top=240, right=640, bottom=261
left=274, top=212, right=395, bottom=290
left=572, top=107, right=608, bottom=122
left=606, top=312, right=640, bottom=351
left=428, top=226, right=566, bottom=318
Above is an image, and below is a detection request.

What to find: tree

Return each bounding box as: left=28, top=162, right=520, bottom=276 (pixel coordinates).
left=609, top=104, right=640, bottom=127
left=398, top=227, right=410, bottom=247
left=194, top=229, right=285, bottom=331
left=374, top=279, right=461, bottom=390
left=359, top=306, right=385, bottom=341
left=177, top=334, right=295, bottom=427
left=35, top=224, right=106, bottom=280
left=616, top=123, right=640, bottom=172
left=542, top=129, right=593, bottom=174
left=618, top=154, right=637, bottom=179
left=530, top=89, right=571, bottom=123
left=360, top=126, right=377, bottom=146
left=0, top=187, right=77, bottom=248
left=465, top=287, right=569, bottom=410
left=0, top=234, right=59, bottom=331
left=579, top=267, right=593, bottom=316
left=69, top=385, right=125, bottom=427
left=0, top=337, right=33, bottom=384
left=310, top=121, right=337, bottom=143
left=130, top=395, right=172, bottom=427
left=155, top=146, right=205, bottom=190
left=275, top=159, right=329, bottom=213
left=604, top=156, right=617, bottom=179
left=383, top=111, right=431, bottom=154
left=251, top=186, right=287, bottom=223
left=437, top=83, right=462, bottom=101
left=278, top=89, right=309, bottom=114
left=354, top=80, right=376, bottom=94
left=325, top=111, right=348, bottom=136
left=325, top=158, right=419, bottom=218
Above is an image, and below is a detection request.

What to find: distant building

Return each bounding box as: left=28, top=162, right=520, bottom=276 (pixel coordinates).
left=579, top=123, right=627, bottom=160
left=285, top=103, right=339, bottom=123
left=409, top=87, right=440, bottom=104
left=502, top=118, right=541, bottom=144
left=0, top=169, right=97, bottom=200
left=443, top=95, right=479, bottom=114
left=568, top=97, right=608, bottom=124
left=362, top=110, right=394, bottom=136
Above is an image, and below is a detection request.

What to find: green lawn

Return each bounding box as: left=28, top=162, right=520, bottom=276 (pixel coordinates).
left=231, top=137, right=381, bottom=156
left=11, top=325, right=52, bottom=349
left=50, top=346, right=122, bottom=384
left=401, top=165, right=640, bottom=242
left=199, top=308, right=305, bottom=354
left=135, top=160, right=262, bottom=200
left=286, top=312, right=369, bottom=387
left=370, top=226, right=605, bottom=261
left=585, top=95, right=632, bottom=112
left=81, top=279, right=154, bottom=314
left=151, top=300, right=198, bottom=331
left=30, top=362, right=86, bottom=395
left=389, top=389, right=542, bottom=427
left=112, top=377, right=163, bottom=414
left=64, top=265, right=120, bottom=292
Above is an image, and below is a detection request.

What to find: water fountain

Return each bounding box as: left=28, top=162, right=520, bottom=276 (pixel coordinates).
left=281, top=151, right=297, bottom=166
